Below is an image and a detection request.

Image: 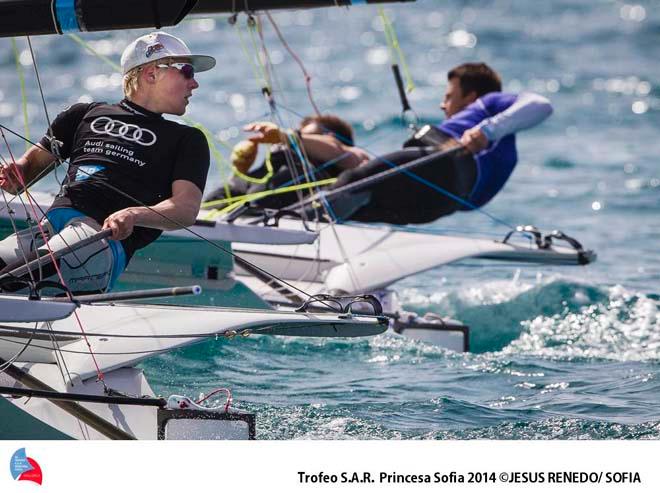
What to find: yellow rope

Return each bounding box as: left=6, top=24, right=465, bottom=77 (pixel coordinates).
left=208, top=200, right=245, bottom=218
left=201, top=177, right=337, bottom=219
left=234, top=16, right=272, bottom=95
left=202, top=177, right=336, bottom=208
left=186, top=121, right=234, bottom=198
left=11, top=38, right=31, bottom=151
left=249, top=17, right=275, bottom=95
left=228, top=17, right=281, bottom=186
left=67, top=33, right=121, bottom=71
left=235, top=20, right=270, bottom=93
left=378, top=7, right=415, bottom=93
left=287, top=131, right=317, bottom=197
left=231, top=146, right=275, bottom=184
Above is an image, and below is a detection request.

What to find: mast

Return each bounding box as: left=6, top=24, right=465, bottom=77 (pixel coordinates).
left=0, top=0, right=415, bottom=38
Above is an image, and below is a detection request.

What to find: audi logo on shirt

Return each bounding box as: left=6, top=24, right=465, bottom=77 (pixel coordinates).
left=90, top=117, right=157, bottom=146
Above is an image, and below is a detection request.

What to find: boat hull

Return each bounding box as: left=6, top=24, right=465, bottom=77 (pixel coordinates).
left=0, top=366, right=158, bottom=440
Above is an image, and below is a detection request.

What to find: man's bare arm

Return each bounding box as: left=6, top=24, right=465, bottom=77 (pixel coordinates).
left=102, top=179, right=203, bottom=240
left=244, top=121, right=369, bottom=171
left=294, top=133, right=369, bottom=170
left=0, top=144, right=56, bottom=194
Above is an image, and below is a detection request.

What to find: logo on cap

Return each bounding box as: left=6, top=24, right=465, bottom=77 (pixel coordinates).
left=145, top=42, right=165, bottom=58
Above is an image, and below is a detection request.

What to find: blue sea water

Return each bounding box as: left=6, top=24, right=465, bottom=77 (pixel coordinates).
left=0, top=0, right=658, bottom=439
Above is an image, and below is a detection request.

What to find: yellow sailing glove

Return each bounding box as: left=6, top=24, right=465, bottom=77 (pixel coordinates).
left=230, top=140, right=258, bottom=175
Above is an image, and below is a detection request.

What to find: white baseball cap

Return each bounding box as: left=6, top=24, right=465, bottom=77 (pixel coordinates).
left=120, top=31, right=216, bottom=75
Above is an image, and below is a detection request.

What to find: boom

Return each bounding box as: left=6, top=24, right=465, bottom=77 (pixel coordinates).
left=0, top=0, right=415, bottom=37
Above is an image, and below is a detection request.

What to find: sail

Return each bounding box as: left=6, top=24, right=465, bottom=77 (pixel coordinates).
left=0, top=0, right=415, bottom=38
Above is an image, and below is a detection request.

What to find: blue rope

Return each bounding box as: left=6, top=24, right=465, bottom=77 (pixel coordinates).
left=270, top=129, right=392, bottom=189
left=268, top=103, right=341, bottom=221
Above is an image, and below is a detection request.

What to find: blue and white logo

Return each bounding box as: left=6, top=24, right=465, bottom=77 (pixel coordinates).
left=9, top=448, right=32, bottom=479
left=9, top=447, right=42, bottom=485
left=75, top=164, right=105, bottom=181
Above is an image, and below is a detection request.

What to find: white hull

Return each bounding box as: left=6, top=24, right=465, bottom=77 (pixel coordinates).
left=1, top=192, right=593, bottom=299
left=0, top=296, right=387, bottom=381
left=0, top=294, right=386, bottom=439
left=0, top=366, right=158, bottom=439
left=232, top=218, right=594, bottom=295
left=1, top=193, right=594, bottom=357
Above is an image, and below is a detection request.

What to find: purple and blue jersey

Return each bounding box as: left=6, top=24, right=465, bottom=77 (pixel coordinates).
left=437, top=92, right=519, bottom=208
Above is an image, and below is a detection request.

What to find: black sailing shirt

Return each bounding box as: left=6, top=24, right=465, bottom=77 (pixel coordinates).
left=39, top=99, right=210, bottom=260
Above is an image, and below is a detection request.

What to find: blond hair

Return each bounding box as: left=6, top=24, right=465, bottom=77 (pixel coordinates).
left=122, top=66, right=142, bottom=98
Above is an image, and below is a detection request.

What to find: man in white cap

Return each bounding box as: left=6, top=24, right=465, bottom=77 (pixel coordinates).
left=0, top=32, right=215, bottom=294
